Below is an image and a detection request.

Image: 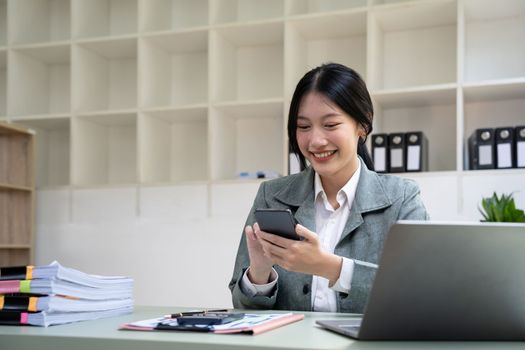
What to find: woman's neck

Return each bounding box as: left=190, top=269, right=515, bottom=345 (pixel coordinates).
left=320, top=158, right=360, bottom=204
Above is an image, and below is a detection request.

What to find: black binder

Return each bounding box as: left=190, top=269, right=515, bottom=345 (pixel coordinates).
left=371, top=133, right=389, bottom=173
left=405, top=131, right=428, bottom=172
left=495, top=127, right=515, bottom=169
left=516, top=126, right=525, bottom=168
left=468, top=128, right=495, bottom=170
left=388, top=133, right=406, bottom=173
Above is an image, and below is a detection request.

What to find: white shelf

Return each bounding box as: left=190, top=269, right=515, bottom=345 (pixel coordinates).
left=8, top=0, right=70, bottom=45
left=211, top=21, right=284, bottom=103
left=73, top=38, right=137, bottom=112
left=140, top=106, right=208, bottom=183
left=463, top=78, right=525, bottom=102
left=368, top=0, right=457, bottom=90
left=287, top=0, right=366, bottom=16
left=11, top=117, right=70, bottom=187
left=372, top=84, right=457, bottom=108
left=141, top=30, right=208, bottom=108
left=0, top=0, right=6, bottom=46
left=463, top=0, right=525, bottom=83
left=72, top=0, right=137, bottom=40
left=8, top=44, right=71, bottom=116
left=0, top=0, right=523, bottom=189
left=140, top=0, right=209, bottom=32
left=463, top=96, right=525, bottom=168
left=286, top=11, right=367, bottom=94
left=211, top=0, right=284, bottom=25
left=375, top=96, right=457, bottom=172
left=210, top=100, right=284, bottom=181
left=72, top=112, right=137, bottom=186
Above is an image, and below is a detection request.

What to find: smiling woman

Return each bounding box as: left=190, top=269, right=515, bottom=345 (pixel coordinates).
left=229, top=63, right=429, bottom=314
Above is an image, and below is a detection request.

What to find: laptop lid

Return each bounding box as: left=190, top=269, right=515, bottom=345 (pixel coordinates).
left=357, top=221, right=525, bottom=340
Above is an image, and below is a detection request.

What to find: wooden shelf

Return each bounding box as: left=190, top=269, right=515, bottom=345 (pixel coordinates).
left=0, top=121, right=34, bottom=266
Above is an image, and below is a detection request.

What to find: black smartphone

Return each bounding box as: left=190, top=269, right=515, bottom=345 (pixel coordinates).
left=254, top=208, right=301, bottom=240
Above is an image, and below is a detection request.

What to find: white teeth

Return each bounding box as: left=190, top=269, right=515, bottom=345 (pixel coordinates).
left=313, top=151, right=335, bottom=158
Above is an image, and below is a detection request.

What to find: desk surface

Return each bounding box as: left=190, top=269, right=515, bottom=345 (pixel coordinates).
left=0, top=306, right=523, bottom=350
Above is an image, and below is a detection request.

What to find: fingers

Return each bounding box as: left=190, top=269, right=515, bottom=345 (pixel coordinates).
left=245, top=225, right=256, bottom=241
left=253, top=222, right=292, bottom=249
left=295, top=224, right=317, bottom=241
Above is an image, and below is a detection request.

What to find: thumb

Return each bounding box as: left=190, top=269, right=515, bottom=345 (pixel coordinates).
left=245, top=225, right=256, bottom=241
left=295, top=224, right=317, bottom=241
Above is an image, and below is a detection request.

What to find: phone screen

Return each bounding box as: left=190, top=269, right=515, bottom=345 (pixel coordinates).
left=254, top=208, right=301, bottom=240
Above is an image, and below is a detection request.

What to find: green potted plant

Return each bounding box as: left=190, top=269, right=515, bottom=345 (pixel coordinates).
left=479, top=192, right=525, bottom=223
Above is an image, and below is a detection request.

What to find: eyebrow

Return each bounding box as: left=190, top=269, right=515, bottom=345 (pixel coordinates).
left=297, top=113, right=342, bottom=120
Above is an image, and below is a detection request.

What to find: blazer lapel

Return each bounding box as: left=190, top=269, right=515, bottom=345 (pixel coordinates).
left=274, top=168, right=316, bottom=232
left=338, top=158, right=392, bottom=243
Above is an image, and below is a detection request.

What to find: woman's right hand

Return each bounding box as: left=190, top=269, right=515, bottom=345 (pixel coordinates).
left=245, top=223, right=274, bottom=284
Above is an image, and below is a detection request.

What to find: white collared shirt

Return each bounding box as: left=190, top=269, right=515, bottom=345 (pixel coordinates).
left=241, top=162, right=362, bottom=312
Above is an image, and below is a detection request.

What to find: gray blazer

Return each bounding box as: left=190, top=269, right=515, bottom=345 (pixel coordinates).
left=229, top=159, right=429, bottom=313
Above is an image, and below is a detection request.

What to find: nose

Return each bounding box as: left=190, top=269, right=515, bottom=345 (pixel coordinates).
left=309, top=127, right=328, bottom=148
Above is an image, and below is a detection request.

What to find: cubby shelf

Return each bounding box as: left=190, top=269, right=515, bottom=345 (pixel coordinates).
left=0, top=121, right=34, bottom=266
left=0, top=0, right=522, bottom=188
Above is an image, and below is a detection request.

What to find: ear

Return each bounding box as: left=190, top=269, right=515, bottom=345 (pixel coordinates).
left=357, top=124, right=367, bottom=138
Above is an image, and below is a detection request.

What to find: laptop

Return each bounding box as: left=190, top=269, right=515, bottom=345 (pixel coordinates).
left=316, top=221, right=525, bottom=340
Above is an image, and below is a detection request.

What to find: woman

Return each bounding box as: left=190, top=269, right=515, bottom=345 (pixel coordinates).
left=229, top=63, right=429, bottom=313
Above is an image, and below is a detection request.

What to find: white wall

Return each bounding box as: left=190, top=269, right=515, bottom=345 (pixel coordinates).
left=34, top=174, right=525, bottom=307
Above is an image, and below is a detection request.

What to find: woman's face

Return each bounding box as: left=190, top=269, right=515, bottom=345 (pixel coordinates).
left=296, top=92, right=363, bottom=184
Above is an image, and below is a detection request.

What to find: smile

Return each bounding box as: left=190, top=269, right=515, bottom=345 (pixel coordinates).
left=312, top=150, right=336, bottom=159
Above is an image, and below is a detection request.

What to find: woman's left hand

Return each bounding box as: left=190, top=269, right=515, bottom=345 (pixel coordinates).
left=253, top=224, right=342, bottom=283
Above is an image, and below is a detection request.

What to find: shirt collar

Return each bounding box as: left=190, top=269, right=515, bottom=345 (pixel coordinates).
left=314, top=161, right=362, bottom=208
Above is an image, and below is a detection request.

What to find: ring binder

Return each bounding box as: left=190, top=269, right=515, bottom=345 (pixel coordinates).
left=495, top=127, right=515, bottom=169
left=516, top=126, right=525, bottom=168
left=371, top=134, right=389, bottom=173
left=388, top=133, right=406, bottom=173
left=468, top=128, right=495, bottom=170
left=405, top=131, right=428, bottom=172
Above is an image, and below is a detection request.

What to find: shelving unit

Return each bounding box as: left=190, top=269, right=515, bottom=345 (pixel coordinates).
left=9, top=44, right=70, bottom=117
left=72, top=112, right=137, bottom=186
left=0, top=121, right=34, bottom=266
left=72, top=0, right=137, bottom=40
left=140, top=106, right=208, bottom=183
left=141, top=0, right=209, bottom=32
left=0, top=0, right=522, bottom=190
left=210, top=0, right=284, bottom=24
left=141, top=30, right=208, bottom=108
left=8, top=0, right=70, bottom=46
left=210, top=21, right=284, bottom=103
left=210, top=100, right=284, bottom=180
left=0, top=49, right=6, bottom=117
left=73, top=38, right=137, bottom=113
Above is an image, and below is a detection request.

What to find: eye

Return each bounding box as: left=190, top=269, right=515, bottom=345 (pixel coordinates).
left=324, top=123, right=340, bottom=129
left=297, top=124, right=310, bottom=131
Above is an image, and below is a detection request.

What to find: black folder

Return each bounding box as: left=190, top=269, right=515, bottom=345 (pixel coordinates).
left=468, top=128, right=495, bottom=170
left=371, top=134, right=389, bottom=173
left=495, top=127, right=515, bottom=169
left=405, top=131, right=428, bottom=172
left=388, top=133, right=406, bottom=173
left=516, top=126, right=525, bottom=168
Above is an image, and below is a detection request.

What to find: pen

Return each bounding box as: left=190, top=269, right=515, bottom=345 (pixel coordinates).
left=165, top=309, right=229, bottom=319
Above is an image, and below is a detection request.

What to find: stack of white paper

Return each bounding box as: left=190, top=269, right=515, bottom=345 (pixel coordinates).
left=0, top=261, right=134, bottom=326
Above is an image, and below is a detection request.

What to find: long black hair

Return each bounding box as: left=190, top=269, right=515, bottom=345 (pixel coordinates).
left=288, top=63, right=374, bottom=171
